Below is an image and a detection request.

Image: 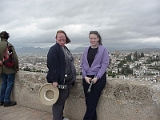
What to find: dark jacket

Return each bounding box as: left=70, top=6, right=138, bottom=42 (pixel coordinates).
left=0, top=38, right=19, bottom=75
left=46, top=43, right=66, bottom=84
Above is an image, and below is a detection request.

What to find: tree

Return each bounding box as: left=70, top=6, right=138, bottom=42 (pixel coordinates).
left=121, top=65, right=133, bottom=76
left=126, top=54, right=132, bottom=62
left=109, top=57, right=112, bottom=65
left=140, top=52, right=145, bottom=57
left=23, top=66, right=30, bottom=71
left=112, top=72, right=116, bottom=78
left=134, top=51, right=140, bottom=61
left=118, top=59, right=127, bottom=68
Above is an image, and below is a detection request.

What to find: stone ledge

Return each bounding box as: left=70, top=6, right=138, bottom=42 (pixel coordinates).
left=8, top=71, right=160, bottom=120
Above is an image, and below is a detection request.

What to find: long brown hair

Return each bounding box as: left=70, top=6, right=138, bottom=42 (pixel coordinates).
left=89, top=31, right=102, bottom=45
left=55, top=30, right=71, bottom=44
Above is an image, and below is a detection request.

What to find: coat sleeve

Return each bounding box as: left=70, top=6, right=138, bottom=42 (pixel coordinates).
left=96, top=48, right=109, bottom=79
left=12, top=46, right=19, bottom=70
left=46, top=47, right=59, bottom=83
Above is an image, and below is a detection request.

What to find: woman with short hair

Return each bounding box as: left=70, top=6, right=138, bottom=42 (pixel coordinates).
left=46, top=30, right=76, bottom=120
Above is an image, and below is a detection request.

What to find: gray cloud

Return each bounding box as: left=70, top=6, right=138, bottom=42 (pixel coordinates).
left=0, top=0, right=160, bottom=50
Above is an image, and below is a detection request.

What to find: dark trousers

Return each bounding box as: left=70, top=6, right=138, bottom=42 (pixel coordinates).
left=52, top=88, right=69, bottom=120
left=83, top=74, right=106, bottom=120
left=0, top=73, right=15, bottom=103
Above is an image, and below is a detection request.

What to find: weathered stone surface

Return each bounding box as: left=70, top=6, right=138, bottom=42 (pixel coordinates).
left=7, top=71, right=160, bottom=120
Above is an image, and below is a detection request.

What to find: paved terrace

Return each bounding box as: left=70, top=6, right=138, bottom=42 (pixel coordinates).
left=0, top=105, right=52, bottom=120
left=1, top=71, right=160, bottom=120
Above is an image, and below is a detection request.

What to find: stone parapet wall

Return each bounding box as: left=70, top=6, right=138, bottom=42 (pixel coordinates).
left=10, top=71, right=160, bottom=120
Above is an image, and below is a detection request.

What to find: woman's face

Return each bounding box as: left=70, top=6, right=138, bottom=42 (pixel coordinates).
left=89, top=34, right=99, bottom=46
left=56, top=33, right=66, bottom=47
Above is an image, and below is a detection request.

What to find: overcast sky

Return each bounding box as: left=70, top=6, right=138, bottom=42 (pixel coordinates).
left=0, top=0, right=160, bottom=50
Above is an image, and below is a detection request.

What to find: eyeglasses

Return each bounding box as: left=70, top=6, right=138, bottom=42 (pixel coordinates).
left=89, top=31, right=99, bottom=34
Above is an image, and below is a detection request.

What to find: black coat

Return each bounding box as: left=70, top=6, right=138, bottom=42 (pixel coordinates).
left=46, top=43, right=66, bottom=84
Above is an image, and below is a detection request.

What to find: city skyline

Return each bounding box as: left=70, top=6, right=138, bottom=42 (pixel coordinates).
left=0, top=0, right=160, bottom=50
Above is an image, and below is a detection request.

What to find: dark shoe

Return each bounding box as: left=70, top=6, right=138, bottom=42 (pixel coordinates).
left=4, top=101, right=17, bottom=107
left=0, top=101, right=3, bottom=106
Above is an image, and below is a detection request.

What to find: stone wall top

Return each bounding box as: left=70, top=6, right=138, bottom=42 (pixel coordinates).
left=11, top=71, right=160, bottom=120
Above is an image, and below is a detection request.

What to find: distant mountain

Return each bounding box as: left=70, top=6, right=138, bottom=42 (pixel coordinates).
left=70, top=46, right=119, bottom=53
left=133, top=48, right=160, bottom=52
left=122, top=48, right=160, bottom=52
left=16, top=47, right=49, bottom=55
left=70, top=47, right=86, bottom=53
left=15, top=46, right=160, bottom=55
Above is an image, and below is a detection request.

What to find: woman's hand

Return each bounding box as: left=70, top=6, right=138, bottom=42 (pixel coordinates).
left=0, top=61, right=3, bottom=66
left=52, top=82, right=58, bottom=87
left=85, top=77, right=92, bottom=84
left=91, top=77, right=98, bottom=84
